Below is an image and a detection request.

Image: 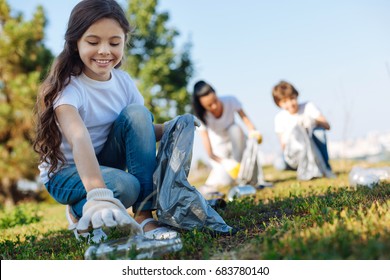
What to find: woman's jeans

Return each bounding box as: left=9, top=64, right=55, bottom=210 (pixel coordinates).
left=45, top=105, right=157, bottom=219
left=274, top=127, right=331, bottom=171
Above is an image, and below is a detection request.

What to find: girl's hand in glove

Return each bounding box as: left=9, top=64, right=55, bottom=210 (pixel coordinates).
left=77, top=188, right=142, bottom=235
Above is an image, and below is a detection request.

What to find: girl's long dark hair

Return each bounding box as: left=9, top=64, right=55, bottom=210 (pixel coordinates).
left=33, top=0, right=131, bottom=177
left=192, top=80, right=215, bottom=125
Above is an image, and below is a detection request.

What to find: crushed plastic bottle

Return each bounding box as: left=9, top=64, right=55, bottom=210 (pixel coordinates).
left=84, top=235, right=183, bottom=260
left=348, top=166, right=390, bottom=188
left=227, top=185, right=257, bottom=201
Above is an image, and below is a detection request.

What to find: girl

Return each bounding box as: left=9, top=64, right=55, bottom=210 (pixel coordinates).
left=33, top=0, right=177, bottom=242
left=192, top=80, right=262, bottom=197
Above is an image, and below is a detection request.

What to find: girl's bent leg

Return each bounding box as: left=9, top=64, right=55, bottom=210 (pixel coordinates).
left=97, top=104, right=156, bottom=212
left=46, top=165, right=140, bottom=219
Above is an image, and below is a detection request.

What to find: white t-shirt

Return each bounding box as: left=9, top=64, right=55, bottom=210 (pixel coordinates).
left=198, top=95, right=242, bottom=147
left=39, top=68, right=144, bottom=183
left=274, top=101, right=321, bottom=145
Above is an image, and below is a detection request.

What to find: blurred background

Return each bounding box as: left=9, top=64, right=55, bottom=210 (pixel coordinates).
left=1, top=0, right=389, bottom=204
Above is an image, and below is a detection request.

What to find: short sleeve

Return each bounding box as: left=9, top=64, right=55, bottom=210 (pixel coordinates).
left=120, top=71, right=144, bottom=105
left=53, top=84, right=82, bottom=110
left=230, top=96, right=242, bottom=112
left=304, top=102, right=321, bottom=119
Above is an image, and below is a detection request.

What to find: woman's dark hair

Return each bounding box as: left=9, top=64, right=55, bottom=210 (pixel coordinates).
left=192, top=80, right=215, bottom=125
left=33, top=0, right=131, bottom=177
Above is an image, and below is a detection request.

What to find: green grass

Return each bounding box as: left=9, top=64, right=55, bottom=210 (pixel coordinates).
left=1, top=159, right=390, bottom=260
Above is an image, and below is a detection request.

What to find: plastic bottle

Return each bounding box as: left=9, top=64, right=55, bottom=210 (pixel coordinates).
left=227, top=185, right=257, bottom=201
left=349, top=166, right=390, bottom=188
left=84, top=235, right=183, bottom=260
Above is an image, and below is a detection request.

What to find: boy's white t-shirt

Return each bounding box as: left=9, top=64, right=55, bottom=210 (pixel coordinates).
left=274, top=101, right=321, bottom=145
left=38, top=68, right=144, bottom=184
left=198, top=95, right=242, bottom=147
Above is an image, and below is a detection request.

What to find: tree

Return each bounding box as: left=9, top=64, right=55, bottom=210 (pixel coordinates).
left=0, top=0, right=53, bottom=204
left=124, top=0, right=194, bottom=123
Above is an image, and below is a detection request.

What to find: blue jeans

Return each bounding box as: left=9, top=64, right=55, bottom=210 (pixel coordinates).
left=45, top=105, right=157, bottom=219
left=274, top=127, right=331, bottom=171
left=312, top=127, right=331, bottom=170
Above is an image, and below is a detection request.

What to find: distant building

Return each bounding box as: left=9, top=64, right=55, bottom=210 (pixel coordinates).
left=329, top=131, right=390, bottom=162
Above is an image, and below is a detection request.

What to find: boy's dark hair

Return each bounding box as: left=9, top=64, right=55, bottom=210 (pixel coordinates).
left=272, top=80, right=299, bottom=107
left=192, top=80, right=216, bottom=125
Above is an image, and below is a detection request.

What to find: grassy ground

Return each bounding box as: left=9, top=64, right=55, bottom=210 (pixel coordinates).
left=1, top=159, right=390, bottom=260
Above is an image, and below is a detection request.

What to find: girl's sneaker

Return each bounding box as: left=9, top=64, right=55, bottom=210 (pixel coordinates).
left=140, top=218, right=178, bottom=240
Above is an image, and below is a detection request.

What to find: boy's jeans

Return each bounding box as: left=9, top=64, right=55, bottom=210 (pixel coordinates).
left=274, top=127, right=331, bottom=171
left=312, top=127, right=331, bottom=170
left=45, top=105, right=157, bottom=219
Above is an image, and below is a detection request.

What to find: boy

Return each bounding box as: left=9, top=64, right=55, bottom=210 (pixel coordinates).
left=272, top=80, right=334, bottom=179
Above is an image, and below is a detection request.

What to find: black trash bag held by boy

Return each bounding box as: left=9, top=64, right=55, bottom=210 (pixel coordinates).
left=153, top=114, right=233, bottom=234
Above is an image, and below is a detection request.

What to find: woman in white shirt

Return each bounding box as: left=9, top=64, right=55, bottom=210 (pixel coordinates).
left=192, top=80, right=262, bottom=197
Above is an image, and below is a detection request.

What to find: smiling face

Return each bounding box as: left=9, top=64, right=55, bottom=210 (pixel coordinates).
left=199, top=92, right=223, bottom=118
left=278, top=95, right=299, bottom=115
left=77, top=18, right=125, bottom=81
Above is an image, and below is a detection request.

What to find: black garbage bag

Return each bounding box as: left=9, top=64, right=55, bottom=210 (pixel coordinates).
left=153, top=114, right=233, bottom=234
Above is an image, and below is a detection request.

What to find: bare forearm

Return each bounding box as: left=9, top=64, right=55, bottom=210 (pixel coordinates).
left=208, top=152, right=222, bottom=163
left=239, top=109, right=256, bottom=132
left=278, top=134, right=286, bottom=151
left=243, top=118, right=256, bottom=131
left=72, top=137, right=106, bottom=191
left=55, top=105, right=106, bottom=192
left=315, top=115, right=330, bottom=130
left=200, top=130, right=222, bottom=163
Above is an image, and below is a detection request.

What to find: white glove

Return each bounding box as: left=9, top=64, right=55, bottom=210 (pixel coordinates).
left=297, top=115, right=316, bottom=129
left=77, top=188, right=142, bottom=235
left=248, top=130, right=263, bottom=144
left=221, top=159, right=241, bottom=179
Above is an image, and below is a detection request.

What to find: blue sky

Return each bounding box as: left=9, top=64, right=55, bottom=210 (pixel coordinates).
left=7, top=0, right=390, bottom=161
